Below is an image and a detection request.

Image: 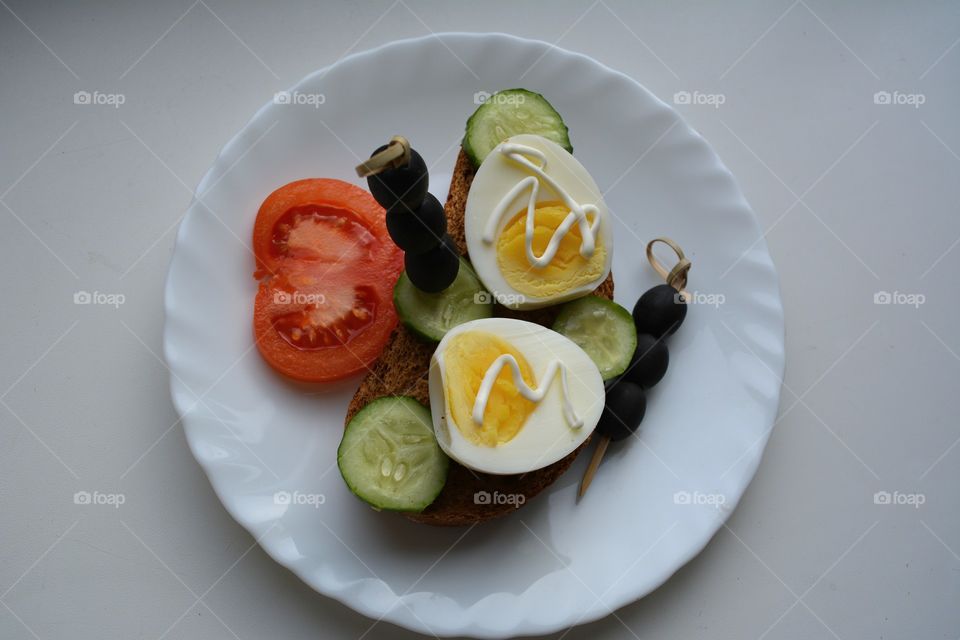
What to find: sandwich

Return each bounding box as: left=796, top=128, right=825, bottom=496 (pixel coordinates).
left=340, top=90, right=628, bottom=526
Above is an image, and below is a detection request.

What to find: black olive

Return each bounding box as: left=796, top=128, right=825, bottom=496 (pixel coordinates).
left=623, top=333, right=669, bottom=389
left=386, top=193, right=447, bottom=254
left=367, top=145, right=428, bottom=210
left=404, top=234, right=459, bottom=293
left=632, top=284, right=686, bottom=338
left=597, top=380, right=646, bottom=442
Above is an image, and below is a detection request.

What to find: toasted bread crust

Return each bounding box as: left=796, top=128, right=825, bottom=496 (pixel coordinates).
left=345, top=149, right=613, bottom=526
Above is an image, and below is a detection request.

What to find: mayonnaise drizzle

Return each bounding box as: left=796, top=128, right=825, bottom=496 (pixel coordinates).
left=482, top=142, right=601, bottom=268
left=471, top=354, right=583, bottom=429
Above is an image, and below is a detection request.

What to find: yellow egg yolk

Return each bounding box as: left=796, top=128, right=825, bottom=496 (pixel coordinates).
left=443, top=331, right=537, bottom=447
left=496, top=201, right=606, bottom=299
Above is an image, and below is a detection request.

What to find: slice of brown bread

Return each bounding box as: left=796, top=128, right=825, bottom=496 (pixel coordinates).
left=345, top=148, right=614, bottom=526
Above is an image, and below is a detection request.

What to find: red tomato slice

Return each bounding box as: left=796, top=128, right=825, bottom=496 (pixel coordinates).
left=252, top=179, right=402, bottom=382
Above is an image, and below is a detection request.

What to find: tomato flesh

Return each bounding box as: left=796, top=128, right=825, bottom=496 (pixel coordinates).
left=252, top=179, right=402, bottom=382
left=271, top=205, right=375, bottom=264
left=273, top=283, right=377, bottom=350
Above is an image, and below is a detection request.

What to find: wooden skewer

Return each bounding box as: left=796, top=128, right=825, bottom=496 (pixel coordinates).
left=577, top=435, right=610, bottom=500
left=577, top=237, right=691, bottom=501
left=355, top=135, right=411, bottom=178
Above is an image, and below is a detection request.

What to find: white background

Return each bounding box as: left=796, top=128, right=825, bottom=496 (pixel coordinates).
left=1, top=1, right=958, bottom=639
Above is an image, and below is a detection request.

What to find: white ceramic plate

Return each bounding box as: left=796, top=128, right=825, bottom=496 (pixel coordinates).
left=164, top=33, right=784, bottom=638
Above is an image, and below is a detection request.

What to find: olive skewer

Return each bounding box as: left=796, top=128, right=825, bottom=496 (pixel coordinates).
left=578, top=238, right=692, bottom=499
left=357, top=136, right=459, bottom=292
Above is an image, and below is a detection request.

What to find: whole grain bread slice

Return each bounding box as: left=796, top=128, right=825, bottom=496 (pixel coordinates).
left=345, top=148, right=614, bottom=526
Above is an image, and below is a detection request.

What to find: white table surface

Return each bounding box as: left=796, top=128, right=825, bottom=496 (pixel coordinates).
left=2, top=1, right=958, bottom=638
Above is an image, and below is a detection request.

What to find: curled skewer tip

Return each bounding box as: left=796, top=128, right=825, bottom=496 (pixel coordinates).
left=646, top=237, right=691, bottom=296
left=355, top=135, right=411, bottom=178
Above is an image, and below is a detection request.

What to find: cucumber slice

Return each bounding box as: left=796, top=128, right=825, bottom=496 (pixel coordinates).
left=464, top=89, right=572, bottom=166
left=553, top=296, right=637, bottom=381
left=338, top=396, right=448, bottom=512
left=394, top=258, right=493, bottom=342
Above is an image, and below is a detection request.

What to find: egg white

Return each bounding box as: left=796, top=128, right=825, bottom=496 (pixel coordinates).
left=464, top=133, right=613, bottom=310
left=428, top=317, right=604, bottom=475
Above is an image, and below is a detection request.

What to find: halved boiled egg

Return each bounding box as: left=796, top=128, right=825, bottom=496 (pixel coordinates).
left=464, top=133, right=613, bottom=310
left=428, top=317, right=604, bottom=475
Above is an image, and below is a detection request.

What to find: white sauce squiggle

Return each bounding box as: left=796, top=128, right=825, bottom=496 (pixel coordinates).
left=482, top=143, right=601, bottom=268
left=471, top=354, right=583, bottom=429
